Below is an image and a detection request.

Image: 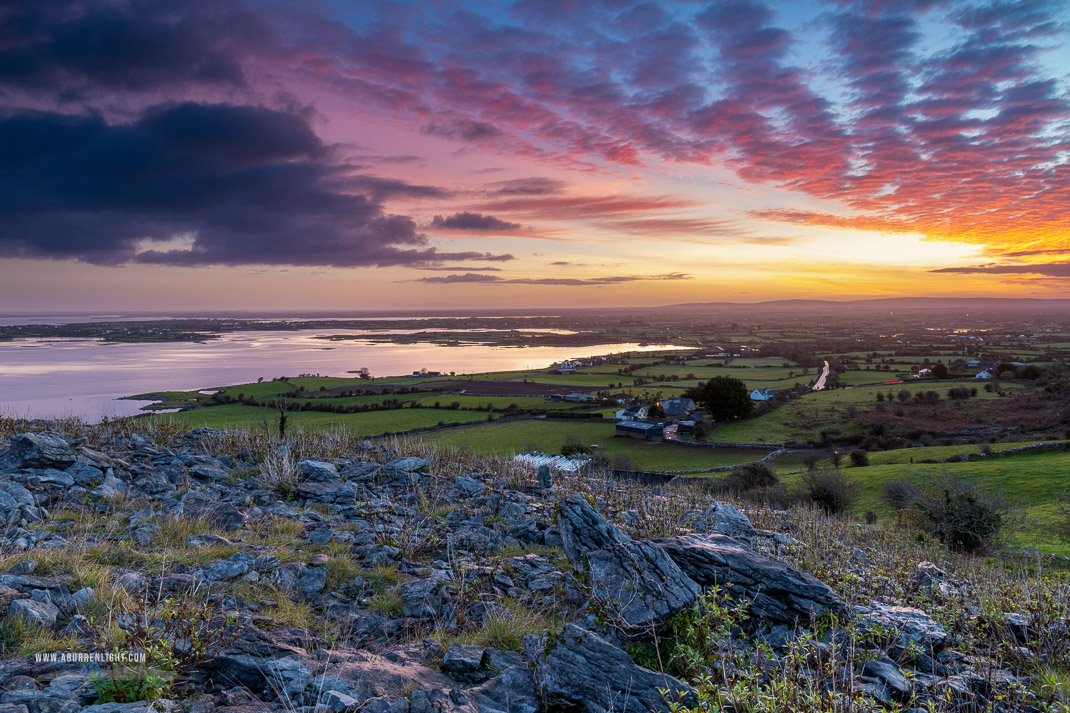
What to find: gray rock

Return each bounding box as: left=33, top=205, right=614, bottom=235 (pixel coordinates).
left=556, top=495, right=699, bottom=630
left=862, top=656, right=912, bottom=702
left=657, top=533, right=845, bottom=623
left=2, top=433, right=76, bottom=469
left=525, top=623, right=695, bottom=713
left=299, top=460, right=340, bottom=482
left=699, top=503, right=756, bottom=539
left=296, top=566, right=327, bottom=597
left=442, top=643, right=487, bottom=675
left=70, top=587, right=96, bottom=613
left=455, top=475, right=486, bottom=497
left=537, top=465, right=553, bottom=490
left=320, top=690, right=360, bottom=713
left=187, top=534, right=234, bottom=548
left=197, top=552, right=254, bottom=582
left=856, top=603, right=948, bottom=653
left=385, top=457, right=428, bottom=473
left=132, top=523, right=160, bottom=547
left=464, top=664, right=540, bottom=713
left=91, top=469, right=124, bottom=499
left=309, top=529, right=335, bottom=545
left=9, top=598, right=59, bottom=627
left=0, top=483, right=34, bottom=510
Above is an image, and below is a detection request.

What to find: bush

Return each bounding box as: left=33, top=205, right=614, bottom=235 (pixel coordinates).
left=800, top=467, right=858, bottom=514
left=888, top=472, right=1011, bottom=553
left=725, top=461, right=777, bottom=492
left=560, top=433, right=591, bottom=457
left=848, top=449, right=869, bottom=467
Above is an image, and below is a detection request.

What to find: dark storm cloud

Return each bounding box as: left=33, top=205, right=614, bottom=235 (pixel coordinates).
left=430, top=212, right=521, bottom=232
left=0, top=0, right=272, bottom=95
left=0, top=102, right=509, bottom=267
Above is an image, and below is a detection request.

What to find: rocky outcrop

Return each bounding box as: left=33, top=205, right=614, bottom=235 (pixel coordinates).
left=656, top=533, right=845, bottom=623
left=525, top=623, right=695, bottom=713
left=556, top=494, right=700, bottom=630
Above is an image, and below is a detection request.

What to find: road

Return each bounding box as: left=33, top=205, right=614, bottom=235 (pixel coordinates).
left=812, top=360, right=830, bottom=390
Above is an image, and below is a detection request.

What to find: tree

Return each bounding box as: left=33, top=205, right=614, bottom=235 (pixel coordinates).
left=932, top=362, right=948, bottom=379
left=687, top=376, right=753, bottom=422
left=648, top=402, right=666, bottom=419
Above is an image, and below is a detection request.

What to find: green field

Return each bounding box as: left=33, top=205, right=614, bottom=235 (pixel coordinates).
left=821, top=448, right=1070, bottom=557
left=406, top=419, right=773, bottom=472
left=145, top=404, right=493, bottom=435
left=712, top=382, right=1024, bottom=445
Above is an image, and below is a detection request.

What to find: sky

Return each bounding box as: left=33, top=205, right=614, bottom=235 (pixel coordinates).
left=1, top=0, right=1068, bottom=311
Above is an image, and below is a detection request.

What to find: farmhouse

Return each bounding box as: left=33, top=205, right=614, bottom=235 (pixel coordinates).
left=750, top=387, right=778, bottom=401
left=615, top=420, right=664, bottom=441
left=615, top=404, right=648, bottom=421
left=658, top=397, right=696, bottom=418
left=975, top=369, right=995, bottom=380
left=564, top=392, right=597, bottom=403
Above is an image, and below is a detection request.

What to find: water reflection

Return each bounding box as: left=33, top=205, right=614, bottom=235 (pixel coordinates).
left=0, top=330, right=683, bottom=421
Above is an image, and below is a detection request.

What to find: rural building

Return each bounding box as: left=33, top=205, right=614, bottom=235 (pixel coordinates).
left=750, top=387, right=778, bottom=401
left=564, top=392, right=597, bottom=402
left=975, top=369, right=995, bottom=380
left=916, top=368, right=933, bottom=378
left=615, top=404, right=648, bottom=421
left=615, top=421, right=664, bottom=441
left=658, top=397, right=696, bottom=418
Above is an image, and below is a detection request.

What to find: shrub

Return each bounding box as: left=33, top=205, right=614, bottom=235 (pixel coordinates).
left=848, top=449, right=869, bottom=467
left=560, top=433, right=590, bottom=457
left=800, top=467, right=858, bottom=514
left=889, top=472, right=1011, bottom=553
left=724, top=461, right=777, bottom=492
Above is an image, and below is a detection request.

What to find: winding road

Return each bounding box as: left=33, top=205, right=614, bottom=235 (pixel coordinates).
left=812, top=360, right=831, bottom=390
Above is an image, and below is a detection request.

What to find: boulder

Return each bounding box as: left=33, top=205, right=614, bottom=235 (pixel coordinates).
left=556, top=495, right=700, bottom=630
left=299, top=460, right=340, bottom=482
left=696, top=503, right=756, bottom=539
left=442, top=643, right=487, bottom=676
left=2, top=433, right=76, bottom=470
left=856, top=602, right=948, bottom=653
left=656, top=533, right=845, bottom=623
left=9, top=598, right=59, bottom=627
left=525, top=624, right=695, bottom=713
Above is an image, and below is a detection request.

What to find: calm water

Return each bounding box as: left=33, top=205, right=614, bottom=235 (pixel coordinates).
left=0, top=330, right=681, bottom=420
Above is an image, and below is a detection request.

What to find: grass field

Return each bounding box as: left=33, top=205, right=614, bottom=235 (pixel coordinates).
left=144, top=404, right=493, bottom=435
left=823, top=448, right=1070, bottom=557
left=711, top=382, right=1025, bottom=445
left=406, top=419, right=773, bottom=471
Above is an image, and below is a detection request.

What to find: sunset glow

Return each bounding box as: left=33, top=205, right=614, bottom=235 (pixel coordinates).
left=1, top=0, right=1068, bottom=310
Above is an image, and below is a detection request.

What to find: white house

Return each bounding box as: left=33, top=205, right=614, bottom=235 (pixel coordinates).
left=975, top=369, right=994, bottom=380
left=750, top=387, right=778, bottom=401
left=615, top=404, right=648, bottom=421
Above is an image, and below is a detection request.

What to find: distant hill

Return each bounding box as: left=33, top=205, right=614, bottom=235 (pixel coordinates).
left=658, top=297, right=1070, bottom=314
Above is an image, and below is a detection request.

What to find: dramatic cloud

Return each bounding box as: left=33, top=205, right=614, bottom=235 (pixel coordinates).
left=430, top=212, right=522, bottom=232
left=0, top=0, right=274, bottom=99
left=2, top=0, right=1068, bottom=285
left=0, top=102, right=508, bottom=267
